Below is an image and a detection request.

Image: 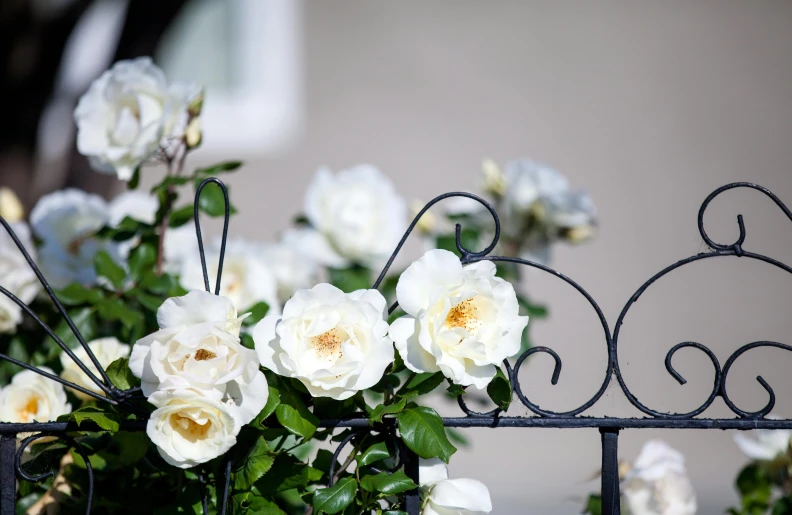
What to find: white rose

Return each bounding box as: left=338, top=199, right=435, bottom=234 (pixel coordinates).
left=390, top=249, right=527, bottom=388
left=129, top=290, right=268, bottom=424
left=108, top=191, right=158, bottom=226
left=261, top=235, right=321, bottom=303
left=30, top=189, right=120, bottom=289
left=622, top=440, right=697, bottom=515
left=419, top=458, right=492, bottom=515
left=163, top=221, right=198, bottom=273
left=179, top=238, right=280, bottom=314
left=59, top=337, right=130, bottom=400
left=252, top=283, right=393, bottom=400
left=74, top=57, right=200, bottom=180
left=303, top=165, right=407, bottom=268
left=734, top=415, right=792, bottom=460
left=0, top=187, right=24, bottom=222
left=0, top=222, right=41, bottom=333
left=0, top=368, right=71, bottom=423
left=146, top=387, right=241, bottom=469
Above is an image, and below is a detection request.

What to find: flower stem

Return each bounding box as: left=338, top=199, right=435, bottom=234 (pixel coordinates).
left=155, top=141, right=187, bottom=275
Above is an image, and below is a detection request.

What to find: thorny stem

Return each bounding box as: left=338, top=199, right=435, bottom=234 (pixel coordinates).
left=156, top=141, right=188, bottom=275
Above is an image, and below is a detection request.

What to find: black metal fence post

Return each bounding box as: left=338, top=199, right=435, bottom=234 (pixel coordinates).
left=0, top=434, right=16, bottom=515
left=600, top=428, right=621, bottom=515
left=402, top=446, right=421, bottom=515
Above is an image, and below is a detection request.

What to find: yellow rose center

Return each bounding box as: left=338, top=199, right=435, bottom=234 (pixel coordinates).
left=17, top=396, right=39, bottom=422
left=310, top=327, right=347, bottom=359
left=194, top=349, right=217, bottom=361
left=172, top=414, right=211, bottom=441
left=445, top=298, right=483, bottom=333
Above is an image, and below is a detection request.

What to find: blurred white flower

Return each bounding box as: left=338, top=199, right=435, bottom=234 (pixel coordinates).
left=30, top=189, right=118, bottom=289
left=59, top=337, right=130, bottom=400
left=108, top=191, right=158, bottom=226
left=129, top=290, right=268, bottom=424
left=419, top=458, right=492, bottom=515
left=146, top=387, right=241, bottom=469
left=390, top=249, right=527, bottom=388
left=481, top=158, right=506, bottom=198
left=0, top=188, right=24, bottom=222
left=734, top=416, right=792, bottom=461
left=74, top=57, right=201, bottom=181
left=253, top=284, right=393, bottom=400
left=0, top=368, right=71, bottom=423
left=277, top=226, right=348, bottom=269
left=622, top=440, right=697, bottom=515
left=179, top=238, right=280, bottom=314
left=303, top=165, right=407, bottom=268
left=261, top=236, right=321, bottom=303
left=0, top=222, right=41, bottom=333
left=163, top=221, right=198, bottom=273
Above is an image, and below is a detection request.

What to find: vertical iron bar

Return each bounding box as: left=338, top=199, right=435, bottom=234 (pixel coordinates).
left=600, top=428, right=621, bottom=515
left=218, top=454, right=232, bottom=515
left=402, top=446, right=420, bottom=515
left=0, top=434, right=16, bottom=515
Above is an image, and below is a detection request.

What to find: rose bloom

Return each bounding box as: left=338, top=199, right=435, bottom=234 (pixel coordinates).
left=302, top=165, right=407, bottom=268
left=390, top=249, right=527, bottom=388
left=129, top=290, right=268, bottom=424
left=253, top=283, right=393, bottom=400
left=146, top=387, right=241, bottom=469
left=60, top=337, right=130, bottom=400
left=179, top=238, right=280, bottom=314
left=74, top=57, right=201, bottom=180
left=622, top=440, right=697, bottom=515
left=260, top=236, right=321, bottom=303
left=0, top=222, right=41, bottom=333
left=30, top=189, right=119, bottom=289
left=0, top=368, right=71, bottom=424
left=733, top=414, right=792, bottom=460
left=419, top=458, right=492, bottom=515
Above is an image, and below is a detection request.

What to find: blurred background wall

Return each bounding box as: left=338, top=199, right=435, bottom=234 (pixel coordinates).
left=4, top=1, right=792, bottom=512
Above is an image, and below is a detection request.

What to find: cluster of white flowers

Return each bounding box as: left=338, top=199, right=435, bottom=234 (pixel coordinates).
left=622, top=440, right=697, bottom=515
left=129, top=290, right=268, bottom=468
left=0, top=222, right=41, bottom=333
left=419, top=458, right=492, bottom=515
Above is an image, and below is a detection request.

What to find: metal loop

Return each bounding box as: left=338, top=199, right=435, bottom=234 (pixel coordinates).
left=193, top=177, right=231, bottom=295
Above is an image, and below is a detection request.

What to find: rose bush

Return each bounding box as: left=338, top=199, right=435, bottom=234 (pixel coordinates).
left=0, top=56, right=604, bottom=514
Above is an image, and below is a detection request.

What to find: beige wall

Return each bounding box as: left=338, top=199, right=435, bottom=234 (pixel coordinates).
left=184, top=2, right=792, bottom=512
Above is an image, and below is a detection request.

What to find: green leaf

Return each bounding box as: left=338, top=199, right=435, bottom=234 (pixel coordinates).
left=583, top=494, right=602, bottom=515
left=736, top=464, right=771, bottom=496
left=256, top=454, right=323, bottom=495
left=134, top=290, right=164, bottom=311
left=486, top=367, right=512, bottom=411
left=242, top=302, right=270, bottom=326
left=128, top=243, right=157, bottom=281
left=196, top=179, right=237, bottom=217
left=369, top=397, right=407, bottom=424
left=396, top=407, right=456, bottom=463
left=313, top=477, right=357, bottom=515
left=360, top=470, right=417, bottom=495
left=55, top=283, right=103, bottom=306
left=97, top=297, right=138, bottom=328
left=169, top=205, right=194, bottom=228
left=327, top=267, right=372, bottom=293
left=94, top=250, right=126, bottom=289
left=251, top=386, right=281, bottom=429
left=105, top=358, right=139, bottom=390
left=772, top=498, right=792, bottom=515
left=231, top=492, right=287, bottom=515
left=61, top=406, right=120, bottom=432
left=195, top=161, right=242, bottom=176
left=357, top=441, right=391, bottom=466
left=234, top=437, right=275, bottom=491
left=397, top=372, right=444, bottom=398
left=128, top=167, right=141, bottom=189
left=276, top=404, right=317, bottom=439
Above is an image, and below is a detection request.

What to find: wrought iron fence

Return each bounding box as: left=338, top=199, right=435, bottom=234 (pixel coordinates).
left=0, top=178, right=791, bottom=515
